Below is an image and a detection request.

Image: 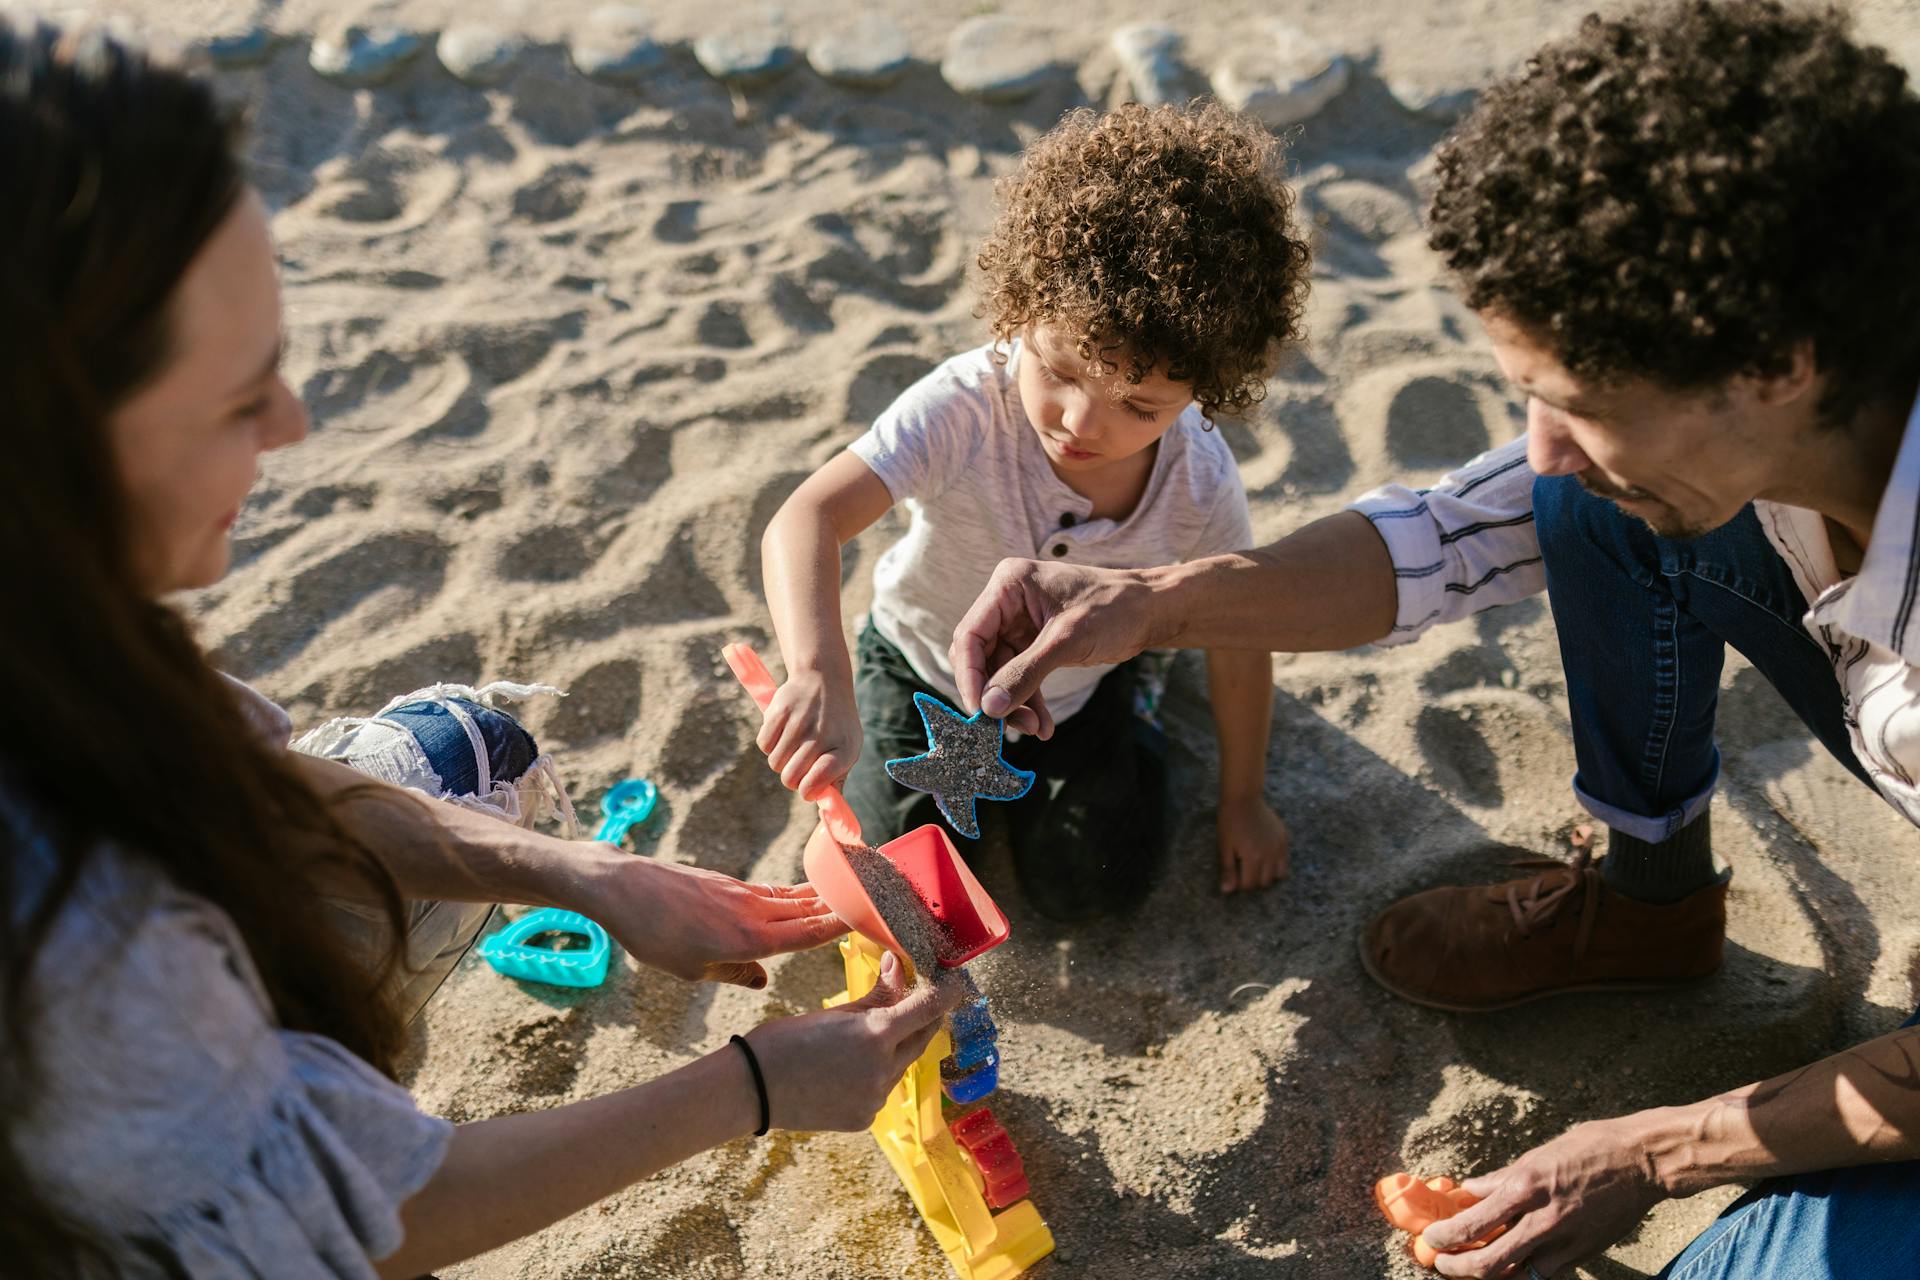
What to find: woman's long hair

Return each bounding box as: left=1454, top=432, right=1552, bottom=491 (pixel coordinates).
left=0, top=21, right=411, bottom=1273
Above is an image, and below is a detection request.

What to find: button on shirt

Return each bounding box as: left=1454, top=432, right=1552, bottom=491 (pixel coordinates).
left=1348, top=389, right=1920, bottom=828
left=850, top=341, right=1255, bottom=723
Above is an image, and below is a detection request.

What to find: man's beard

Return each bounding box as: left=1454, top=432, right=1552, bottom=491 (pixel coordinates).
left=1577, top=470, right=1715, bottom=540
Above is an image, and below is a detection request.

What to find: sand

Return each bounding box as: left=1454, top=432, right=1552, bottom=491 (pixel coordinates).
left=73, top=0, right=1917, bottom=1273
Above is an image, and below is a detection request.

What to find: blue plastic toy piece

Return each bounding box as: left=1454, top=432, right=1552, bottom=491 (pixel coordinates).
left=946, top=995, right=999, bottom=1075
left=884, top=693, right=1035, bottom=840
left=950, top=994, right=996, bottom=1043
left=941, top=1050, right=1000, bottom=1103
left=946, top=1032, right=998, bottom=1074
left=593, top=778, right=658, bottom=845
left=478, top=908, right=613, bottom=988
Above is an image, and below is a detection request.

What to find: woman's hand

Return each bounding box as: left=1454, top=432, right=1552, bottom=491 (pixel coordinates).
left=747, top=951, right=968, bottom=1131
left=1422, top=1118, right=1667, bottom=1278
left=588, top=854, right=846, bottom=988
left=1217, top=793, right=1289, bottom=893
left=756, top=668, right=862, bottom=803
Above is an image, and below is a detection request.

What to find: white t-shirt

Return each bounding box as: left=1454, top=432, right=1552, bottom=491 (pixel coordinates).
left=849, top=340, right=1256, bottom=723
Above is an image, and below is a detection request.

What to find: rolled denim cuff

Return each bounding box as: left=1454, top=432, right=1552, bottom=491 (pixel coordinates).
left=1571, top=751, right=1719, bottom=844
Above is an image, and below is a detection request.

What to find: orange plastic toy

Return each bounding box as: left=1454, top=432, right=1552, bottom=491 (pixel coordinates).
left=721, top=643, right=1009, bottom=970
left=1374, top=1172, right=1506, bottom=1268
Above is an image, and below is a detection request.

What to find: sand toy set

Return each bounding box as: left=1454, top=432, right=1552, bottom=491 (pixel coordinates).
left=725, top=643, right=1054, bottom=1279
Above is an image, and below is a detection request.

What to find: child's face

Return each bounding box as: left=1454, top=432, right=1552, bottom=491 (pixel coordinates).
left=1018, top=323, right=1194, bottom=474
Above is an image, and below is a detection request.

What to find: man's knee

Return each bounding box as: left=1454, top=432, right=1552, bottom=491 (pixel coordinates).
left=1534, top=471, right=1668, bottom=594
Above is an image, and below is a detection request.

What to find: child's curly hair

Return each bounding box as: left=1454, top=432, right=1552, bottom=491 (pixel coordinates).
left=1427, top=0, right=1920, bottom=425
left=976, top=101, right=1310, bottom=420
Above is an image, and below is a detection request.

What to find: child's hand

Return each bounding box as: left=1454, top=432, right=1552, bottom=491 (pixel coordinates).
left=756, top=670, right=862, bottom=802
left=1217, top=793, right=1290, bottom=893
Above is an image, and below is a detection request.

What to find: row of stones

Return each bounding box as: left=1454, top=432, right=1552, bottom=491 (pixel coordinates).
left=204, top=9, right=1477, bottom=124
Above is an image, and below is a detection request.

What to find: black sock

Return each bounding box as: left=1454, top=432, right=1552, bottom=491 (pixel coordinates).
left=1602, top=814, right=1716, bottom=904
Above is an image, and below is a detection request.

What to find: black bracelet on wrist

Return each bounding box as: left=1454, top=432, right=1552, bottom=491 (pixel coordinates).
left=729, top=1034, right=771, bottom=1137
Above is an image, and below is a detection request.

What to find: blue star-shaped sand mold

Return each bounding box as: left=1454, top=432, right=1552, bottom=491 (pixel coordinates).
left=885, top=692, right=1035, bottom=840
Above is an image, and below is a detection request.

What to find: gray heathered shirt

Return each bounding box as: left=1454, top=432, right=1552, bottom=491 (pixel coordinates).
left=4, top=681, right=449, bottom=1277
left=849, top=340, right=1256, bottom=722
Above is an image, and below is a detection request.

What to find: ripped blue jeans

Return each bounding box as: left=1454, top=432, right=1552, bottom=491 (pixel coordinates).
left=295, top=682, right=576, bottom=1021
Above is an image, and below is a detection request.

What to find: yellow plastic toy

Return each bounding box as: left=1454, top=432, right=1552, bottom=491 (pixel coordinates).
left=828, top=933, right=1054, bottom=1280
left=722, top=641, right=1052, bottom=1278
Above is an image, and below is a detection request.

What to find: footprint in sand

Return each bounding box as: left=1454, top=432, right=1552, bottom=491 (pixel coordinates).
left=843, top=352, right=937, bottom=425
left=511, top=162, right=591, bottom=224
left=694, top=299, right=754, bottom=349
left=1415, top=688, right=1572, bottom=812
left=213, top=530, right=451, bottom=677
left=539, top=658, right=642, bottom=747
left=325, top=632, right=483, bottom=712
left=500, top=525, right=596, bottom=583
left=635, top=526, right=733, bottom=622
left=308, top=142, right=464, bottom=233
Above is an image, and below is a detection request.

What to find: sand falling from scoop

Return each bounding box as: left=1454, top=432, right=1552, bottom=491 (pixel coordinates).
left=842, top=843, right=973, bottom=994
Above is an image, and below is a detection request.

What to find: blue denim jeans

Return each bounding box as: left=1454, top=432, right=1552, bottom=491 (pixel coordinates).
left=295, top=685, right=559, bottom=1021
left=1536, top=475, right=1908, bottom=1277
left=1534, top=474, right=1869, bottom=844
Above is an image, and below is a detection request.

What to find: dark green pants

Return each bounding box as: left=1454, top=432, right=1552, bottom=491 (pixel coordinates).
left=844, top=623, right=1169, bottom=921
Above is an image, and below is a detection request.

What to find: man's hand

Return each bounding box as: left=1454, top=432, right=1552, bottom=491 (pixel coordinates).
left=1217, top=794, right=1289, bottom=893
left=1422, top=1119, right=1666, bottom=1278
left=949, top=559, right=1162, bottom=738
left=586, top=854, right=846, bottom=988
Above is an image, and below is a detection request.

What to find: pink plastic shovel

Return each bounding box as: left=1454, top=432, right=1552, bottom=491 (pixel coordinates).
left=722, top=643, right=1009, bottom=968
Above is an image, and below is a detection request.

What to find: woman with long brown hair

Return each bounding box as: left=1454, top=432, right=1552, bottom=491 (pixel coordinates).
left=0, top=20, right=958, bottom=1277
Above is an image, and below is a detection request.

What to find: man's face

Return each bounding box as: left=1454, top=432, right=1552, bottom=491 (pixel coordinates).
left=1483, top=313, right=1775, bottom=541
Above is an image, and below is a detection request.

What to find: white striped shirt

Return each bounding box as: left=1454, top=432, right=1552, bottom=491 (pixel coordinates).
left=1347, top=392, right=1920, bottom=829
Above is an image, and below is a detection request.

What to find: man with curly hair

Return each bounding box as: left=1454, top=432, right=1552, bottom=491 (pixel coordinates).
left=751, top=101, right=1309, bottom=919
left=948, top=1, right=1920, bottom=1275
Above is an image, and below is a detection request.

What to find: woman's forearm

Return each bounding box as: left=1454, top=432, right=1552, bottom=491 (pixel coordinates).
left=1638, top=1024, right=1920, bottom=1198
left=376, top=1045, right=759, bottom=1278
left=287, top=750, right=617, bottom=907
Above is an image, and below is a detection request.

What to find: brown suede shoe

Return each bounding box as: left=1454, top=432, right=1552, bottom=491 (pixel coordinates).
left=1359, top=848, right=1729, bottom=1012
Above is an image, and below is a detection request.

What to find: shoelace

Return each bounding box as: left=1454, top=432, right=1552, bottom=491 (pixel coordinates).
left=1495, top=846, right=1601, bottom=948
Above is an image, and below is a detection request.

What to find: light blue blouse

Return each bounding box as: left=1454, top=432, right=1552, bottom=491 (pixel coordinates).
left=4, top=685, right=449, bottom=1276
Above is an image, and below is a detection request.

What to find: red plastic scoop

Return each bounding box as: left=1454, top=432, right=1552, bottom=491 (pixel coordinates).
left=722, top=643, right=1009, bottom=967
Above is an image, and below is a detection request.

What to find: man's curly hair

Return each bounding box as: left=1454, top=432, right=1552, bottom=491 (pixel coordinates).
left=1428, top=0, right=1920, bottom=425
left=976, top=101, right=1310, bottom=420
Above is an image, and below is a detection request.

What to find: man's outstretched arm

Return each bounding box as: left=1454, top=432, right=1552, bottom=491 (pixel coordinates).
left=951, top=510, right=1398, bottom=727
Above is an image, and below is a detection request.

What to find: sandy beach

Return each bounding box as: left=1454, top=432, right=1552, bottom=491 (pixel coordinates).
left=43, top=0, right=1920, bottom=1273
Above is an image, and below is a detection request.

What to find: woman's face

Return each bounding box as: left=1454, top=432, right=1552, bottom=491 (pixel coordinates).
left=108, top=189, right=306, bottom=596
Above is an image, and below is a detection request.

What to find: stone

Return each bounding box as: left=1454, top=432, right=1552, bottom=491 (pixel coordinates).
left=568, top=6, right=664, bottom=84
left=1388, top=75, right=1480, bottom=121
left=808, top=14, right=911, bottom=90
left=201, top=25, right=279, bottom=70
left=1211, top=21, right=1350, bottom=129
left=309, top=25, right=425, bottom=87
left=941, top=16, right=1059, bottom=104
left=693, top=14, right=798, bottom=88
left=1111, top=23, right=1186, bottom=107
left=437, top=25, right=525, bottom=87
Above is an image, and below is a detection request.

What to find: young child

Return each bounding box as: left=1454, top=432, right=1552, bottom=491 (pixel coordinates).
left=755, top=102, right=1311, bottom=920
